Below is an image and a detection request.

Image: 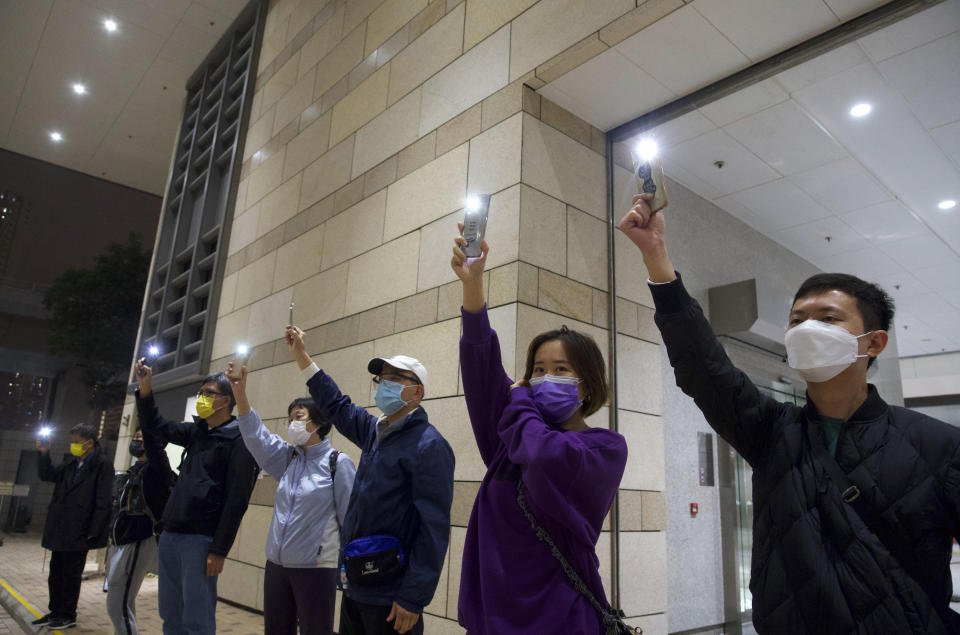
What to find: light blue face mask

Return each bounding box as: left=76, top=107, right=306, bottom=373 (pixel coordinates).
left=375, top=380, right=409, bottom=415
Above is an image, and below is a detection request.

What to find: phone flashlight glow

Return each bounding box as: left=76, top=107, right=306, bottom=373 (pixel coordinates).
left=148, top=345, right=160, bottom=357
left=39, top=426, right=52, bottom=438
left=634, top=138, right=659, bottom=162
left=465, top=195, right=482, bottom=212
left=236, top=344, right=250, bottom=356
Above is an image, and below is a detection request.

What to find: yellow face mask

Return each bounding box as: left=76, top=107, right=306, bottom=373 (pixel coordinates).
left=196, top=395, right=217, bottom=419
left=70, top=443, right=86, bottom=457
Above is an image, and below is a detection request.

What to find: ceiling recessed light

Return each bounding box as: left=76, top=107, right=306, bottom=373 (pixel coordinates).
left=72, top=83, right=86, bottom=95
left=49, top=131, right=63, bottom=142
left=103, top=18, right=118, bottom=32
left=849, top=103, right=872, bottom=118
left=938, top=199, right=957, bottom=210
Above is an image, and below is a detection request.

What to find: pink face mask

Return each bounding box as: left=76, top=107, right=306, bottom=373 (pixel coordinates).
left=528, top=375, right=582, bottom=425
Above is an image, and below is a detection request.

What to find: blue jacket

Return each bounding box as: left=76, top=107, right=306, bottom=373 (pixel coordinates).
left=237, top=408, right=356, bottom=568
left=304, top=365, right=455, bottom=614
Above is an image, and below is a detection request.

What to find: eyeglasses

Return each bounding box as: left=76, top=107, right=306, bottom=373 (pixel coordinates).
left=372, top=373, right=420, bottom=386
left=196, top=390, right=224, bottom=399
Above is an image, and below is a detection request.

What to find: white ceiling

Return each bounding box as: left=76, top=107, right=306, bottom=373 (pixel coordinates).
left=0, top=0, right=249, bottom=195
left=540, top=0, right=960, bottom=358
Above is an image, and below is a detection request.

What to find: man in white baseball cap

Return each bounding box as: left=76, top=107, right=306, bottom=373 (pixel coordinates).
left=285, top=326, right=454, bottom=635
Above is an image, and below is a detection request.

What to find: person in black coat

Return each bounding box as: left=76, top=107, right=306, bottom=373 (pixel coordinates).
left=33, top=422, right=114, bottom=630
left=619, top=192, right=960, bottom=634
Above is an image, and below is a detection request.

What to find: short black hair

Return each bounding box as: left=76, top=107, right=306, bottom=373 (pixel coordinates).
left=793, top=273, right=895, bottom=367
left=202, top=372, right=236, bottom=410
left=523, top=326, right=609, bottom=418
left=70, top=423, right=98, bottom=441
left=288, top=398, right=332, bottom=439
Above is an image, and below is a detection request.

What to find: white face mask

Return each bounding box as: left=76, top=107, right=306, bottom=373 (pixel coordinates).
left=784, top=320, right=872, bottom=383
left=286, top=420, right=313, bottom=446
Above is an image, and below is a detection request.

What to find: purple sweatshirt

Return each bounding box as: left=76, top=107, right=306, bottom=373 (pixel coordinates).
left=457, top=306, right=628, bottom=634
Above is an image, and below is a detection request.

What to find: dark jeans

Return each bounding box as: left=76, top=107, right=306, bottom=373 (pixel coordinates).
left=339, top=597, right=424, bottom=635
left=157, top=532, right=218, bottom=635
left=48, top=550, right=88, bottom=620
left=263, top=560, right=337, bottom=635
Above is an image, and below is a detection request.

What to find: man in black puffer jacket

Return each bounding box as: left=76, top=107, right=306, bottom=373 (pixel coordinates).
left=619, top=192, right=960, bottom=634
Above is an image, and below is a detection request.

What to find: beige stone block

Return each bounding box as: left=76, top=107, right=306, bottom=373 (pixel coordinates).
left=636, top=304, right=661, bottom=343
left=467, top=111, right=521, bottom=196
left=347, top=50, right=378, bottom=91
left=616, top=296, right=639, bottom=337
left=257, top=174, right=303, bottom=238
left=352, top=89, right=422, bottom=177
left=423, top=610, right=465, bottom=633
left=263, top=51, right=301, bottom=114
left=620, top=531, right=668, bottom=616
left=540, top=97, right=592, bottom=147
left=320, top=190, right=387, bottom=270
left=641, top=490, right=666, bottom=531
left=409, top=0, right=447, bottom=40
left=329, top=65, right=389, bottom=146
left=365, top=0, right=428, bottom=56
left=219, top=271, right=239, bottom=317
left=235, top=251, right=278, bottom=309
left=229, top=204, right=261, bottom=256
left=211, top=305, right=251, bottom=361
left=333, top=177, right=367, bottom=215
left=376, top=22, right=409, bottom=67
left=274, top=67, right=316, bottom=136
left=487, top=303, right=518, bottom=380
left=247, top=147, right=286, bottom=207
left=244, top=107, right=276, bottom=161
left=535, top=33, right=608, bottom=85
left=374, top=317, right=461, bottom=398
left=423, top=396, right=485, bottom=479
left=384, top=143, right=468, bottom=242
left=599, top=0, right=684, bottom=47
left=619, top=409, right=665, bottom=490
left=345, top=232, right=421, bottom=314
left=488, top=261, right=518, bottom=308
left=480, top=79, right=523, bottom=131
left=509, top=0, right=632, bottom=81
left=283, top=110, right=332, bottom=181
left=397, top=131, right=437, bottom=179
left=522, top=114, right=605, bottom=219
left=617, top=334, right=662, bottom=415
left=419, top=24, right=510, bottom=136
left=618, top=489, right=643, bottom=531
left=566, top=206, right=608, bottom=290
left=593, top=288, right=609, bottom=328
left=445, top=526, right=467, bottom=619
left=538, top=269, right=592, bottom=323
left=463, top=0, right=537, bottom=51
left=436, top=280, right=461, bottom=321
left=291, top=262, right=349, bottom=330
left=299, top=5, right=345, bottom=78
left=436, top=104, right=481, bottom=156
left=519, top=185, right=566, bottom=275
left=298, top=137, right=354, bottom=211
left=356, top=303, right=396, bottom=342
left=245, top=358, right=302, bottom=419
left=235, top=177, right=249, bottom=215
left=298, top=97, right=324, bottom=132
left=343, top=0, right=381, bottom=33
left=219, top=559, right=263, bottom=609
left=363, top=155, right=399, bottom=196
left=395, top=288, right=439, bottom=332
left=287, top=0, right=325, bottom=45
left=481, top=185, right=521, bottom=270
left=451, top=481, right=480, bottom=527
left=313, top=341, right=376, bottom=408
left=314, top=22, right=365, bottom=99
left=614, top=231, right=655, bottom=308
left=516, top=305, right=607, bottom=382
left=273, top=222, right=325, bottom=291
left=387, top=3, right=463, bottom=105
left=518, top=261, right=538, bottom=305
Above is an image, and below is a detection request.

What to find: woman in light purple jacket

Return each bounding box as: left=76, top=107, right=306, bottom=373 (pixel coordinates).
left=450, top=229, right=628, bottom=634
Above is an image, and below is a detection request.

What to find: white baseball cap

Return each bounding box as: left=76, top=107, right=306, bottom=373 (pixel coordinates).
left=368, top=355, right=427, bottom=386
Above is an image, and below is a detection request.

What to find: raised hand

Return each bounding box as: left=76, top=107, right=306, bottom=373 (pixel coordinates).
left=618, top=193, right=675, bottom=283
left=136, top=357, right=153, bottom=396
left=451, top=221, right=488, bottom=282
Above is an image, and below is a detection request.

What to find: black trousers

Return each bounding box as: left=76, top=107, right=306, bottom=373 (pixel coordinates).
left=48, top=550, right=88, bottom=620
left=339, top=597, right=424, bottom=635
left=263, top=560, right=337, bottom=635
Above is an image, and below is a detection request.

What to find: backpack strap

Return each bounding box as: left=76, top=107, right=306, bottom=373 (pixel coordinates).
left=329, top=449, right=339, bottom=483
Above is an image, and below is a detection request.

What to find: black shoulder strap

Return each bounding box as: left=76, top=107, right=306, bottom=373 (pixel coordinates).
left=329, top=450, right=339, bottom=483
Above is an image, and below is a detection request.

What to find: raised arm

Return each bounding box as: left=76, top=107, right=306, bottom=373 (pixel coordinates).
left=451, top=229, right=511, bottom=464
left=134, top=358, right=195, bottom=447
left=229, top=362, right=294, bottom=479
left=286, top=326, right=378, bottom=450
left=332, top=452, right=357, bottom=527
left=619, top=195, right=784, bottom=464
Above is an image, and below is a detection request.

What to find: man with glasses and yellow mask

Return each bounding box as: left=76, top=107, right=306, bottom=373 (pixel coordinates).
left=134, top=361, right=259, bottom=635
left=285, top=326, right=454, bottom=635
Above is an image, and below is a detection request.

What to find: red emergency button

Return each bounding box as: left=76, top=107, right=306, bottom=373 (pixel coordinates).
left=690, top=503, right=698, bottom=516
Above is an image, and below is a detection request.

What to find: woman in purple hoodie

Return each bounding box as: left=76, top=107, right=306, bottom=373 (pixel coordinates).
left=450, top=227, right=629, bottom=634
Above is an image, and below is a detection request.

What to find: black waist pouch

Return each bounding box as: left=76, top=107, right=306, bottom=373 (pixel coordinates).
left=343, top=535, right=405, bottom=586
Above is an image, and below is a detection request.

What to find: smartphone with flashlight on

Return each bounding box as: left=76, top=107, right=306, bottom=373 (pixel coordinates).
left=462, top=194, right=491, bottom=258
left=139, top=344, right=160, bottom=376
left=230, top=344, right=250, bottom=380
left=632, top=140, right=668, bottom=213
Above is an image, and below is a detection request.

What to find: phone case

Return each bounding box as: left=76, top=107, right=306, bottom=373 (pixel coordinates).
left=463, top=195, right=491, bottom=258
left=633, top=156, right=668, bottom=213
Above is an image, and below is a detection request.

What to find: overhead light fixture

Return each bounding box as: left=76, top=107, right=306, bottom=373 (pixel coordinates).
left=634, top=138, right=659, bottom=162
left=938, top=199, right=956, bottom=210
left=49, top=131, right=63, bottom=142
left=849, top=103, right=872, bottom=118
left=72, top=83, right=87, bottom=95
left=103, top=18, right=118, bottom=32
